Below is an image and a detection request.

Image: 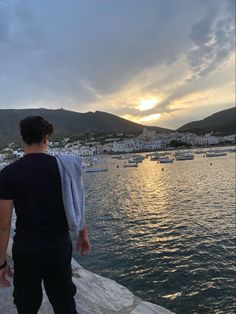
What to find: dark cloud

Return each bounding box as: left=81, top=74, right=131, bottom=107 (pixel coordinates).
left=187, top=0, right=235, bottom=80
left=0, top=0, right=202, bottom=108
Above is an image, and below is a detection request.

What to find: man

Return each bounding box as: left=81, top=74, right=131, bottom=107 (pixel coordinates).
left=0, top=116, right=91, bottom=314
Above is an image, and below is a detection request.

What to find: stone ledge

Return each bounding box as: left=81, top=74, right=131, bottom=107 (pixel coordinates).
left=0, top=238, right=174, bottom=314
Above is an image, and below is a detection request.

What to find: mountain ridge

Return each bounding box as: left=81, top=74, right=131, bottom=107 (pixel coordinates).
left=0, top=106, right=235, bottom=148
left=0, top=108, right=171, bottom=148
left=178, top=107, right=235, bottom=135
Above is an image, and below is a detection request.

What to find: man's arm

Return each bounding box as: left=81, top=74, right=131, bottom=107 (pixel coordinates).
left=0, top=199, right=13, bottom=287
left=77, top=224, right=91, bottom=256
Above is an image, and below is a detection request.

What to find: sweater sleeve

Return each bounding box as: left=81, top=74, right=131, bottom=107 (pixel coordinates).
left=79, top=158, right=86, bottom=231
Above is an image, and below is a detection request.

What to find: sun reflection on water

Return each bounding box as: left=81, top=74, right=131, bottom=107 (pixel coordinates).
left=74, top=152, right=236, bottom=314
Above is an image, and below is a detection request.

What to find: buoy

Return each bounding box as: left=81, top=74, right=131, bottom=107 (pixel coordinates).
left=117, top=165, right=119, bottom=168
left=162, top=168, right=164, bottom=171
left=210, top=163, right=212, bottom=166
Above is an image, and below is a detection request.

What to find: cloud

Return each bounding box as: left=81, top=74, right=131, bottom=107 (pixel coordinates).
left=0, top=0, right=234, bottom=129
left=0, top=0, right=200, bottom=106
left=187, top=0, right=235, bottom=80
left=91, top=50, right=234, bottom=128
left=0, top=1, right=11, bottom=42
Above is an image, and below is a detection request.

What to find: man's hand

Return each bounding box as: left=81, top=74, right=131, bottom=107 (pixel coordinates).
left=0, top=199, right=13, bottom=287
left=77, top=234, right=91, bottom=256
left=0, top=264, right=12, bottom=287
left=76, top=224, right=91, bottom=256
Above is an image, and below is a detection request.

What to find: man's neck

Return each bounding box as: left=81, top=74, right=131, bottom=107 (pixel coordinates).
left=24, top=145, right=46, bottom=155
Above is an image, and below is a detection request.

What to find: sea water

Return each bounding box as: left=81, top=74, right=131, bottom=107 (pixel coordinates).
left=73, top=150, right=236, bottom=314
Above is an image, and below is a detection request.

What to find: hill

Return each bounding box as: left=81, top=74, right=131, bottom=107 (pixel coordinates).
left=178, top=107, right=236, bottom=135
left=0, top=108, right=170, bottom=148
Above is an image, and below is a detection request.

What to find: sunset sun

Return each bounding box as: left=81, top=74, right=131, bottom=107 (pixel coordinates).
left=137, top=98, right=158, bottom=111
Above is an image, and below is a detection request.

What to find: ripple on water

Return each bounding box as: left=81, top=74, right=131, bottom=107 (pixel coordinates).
left=73, top=152, right=236, bottom=314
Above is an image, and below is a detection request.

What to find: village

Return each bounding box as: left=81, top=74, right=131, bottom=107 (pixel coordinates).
left=0, top=127, right=235, bottom=159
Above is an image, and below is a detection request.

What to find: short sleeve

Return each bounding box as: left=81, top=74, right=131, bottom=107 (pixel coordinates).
left=0, top=167, right=14, bottom=199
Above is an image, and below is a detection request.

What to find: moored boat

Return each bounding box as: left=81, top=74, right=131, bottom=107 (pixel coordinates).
left=176, top=153, right=194, bottom=160
left=150, top=155, right=161, bottom=161
left=131, top=155, right=145, bottom=162
left=157, top=157, right=174, bottom=163
left=206, top=152, right=227, bottom=157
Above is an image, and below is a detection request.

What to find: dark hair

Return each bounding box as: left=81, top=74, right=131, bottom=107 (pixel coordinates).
left=20, top=116, right=54, bottom=145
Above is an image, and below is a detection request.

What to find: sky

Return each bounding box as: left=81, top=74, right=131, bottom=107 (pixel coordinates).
left=0, top=0, right=235, bottom=129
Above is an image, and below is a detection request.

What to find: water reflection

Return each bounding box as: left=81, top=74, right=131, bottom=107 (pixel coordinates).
left=72, top=152, right=236, bottom=314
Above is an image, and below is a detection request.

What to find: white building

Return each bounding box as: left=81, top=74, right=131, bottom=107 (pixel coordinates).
left=112, top=138, right=145, bottom=152
left=223, top=134, right=236, bottom=143
left=78, top=146, right=98, bottom=156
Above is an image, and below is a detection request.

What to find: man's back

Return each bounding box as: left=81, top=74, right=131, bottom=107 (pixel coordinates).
left=0, top=116, right=89, bottom=313
left=0, top=153, right=69, bottom=244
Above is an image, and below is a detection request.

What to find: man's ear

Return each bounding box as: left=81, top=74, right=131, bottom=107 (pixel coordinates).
left=42, top=136, right=48, bottom=145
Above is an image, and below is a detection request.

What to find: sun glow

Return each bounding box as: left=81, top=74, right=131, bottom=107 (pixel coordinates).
left=137, top=98, right=158, bottom=111
left=141, top=113, right=162, bottom=122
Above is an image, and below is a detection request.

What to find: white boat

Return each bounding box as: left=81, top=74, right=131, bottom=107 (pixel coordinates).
left=112, top=155, right=121, bottom=159
left=128, top=158, right=138, bottom=163
left=206, top=152, right=227, bottom=157
left=129, top=156, right=144, bottom=163
left=131, top=155, right=145, bottom=162
left=174, top=151, right=183, bottom=157
left=157, top=157, right=173, bottom=163
left=210, top=149, right=227, bottom=153
left=150, top=155, right=161, bottom=161
left=176, top=153, right=194, bottom=161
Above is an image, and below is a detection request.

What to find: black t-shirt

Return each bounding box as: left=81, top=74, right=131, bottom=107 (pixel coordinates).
left=0, top=153, right=69, bottom=247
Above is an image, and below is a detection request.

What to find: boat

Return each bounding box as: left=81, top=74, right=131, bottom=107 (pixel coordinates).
left=206, top=152, right=227, bottom=157
left=112, top=155, right=121, bottom=159
left=131, top=155, right=145, bottom=162
left=176, top=153, right=194, bottom=160
left=150, top=155, right=161, bottom=161
left=174, top=151, right=183, bottom=157
left=210, top=149, right=227, bottom=153
left=157, top=157, right=173, bottom=163
left=128, top=158, right=136, bottom=163
left=129, top=156, right=144, bottom=163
